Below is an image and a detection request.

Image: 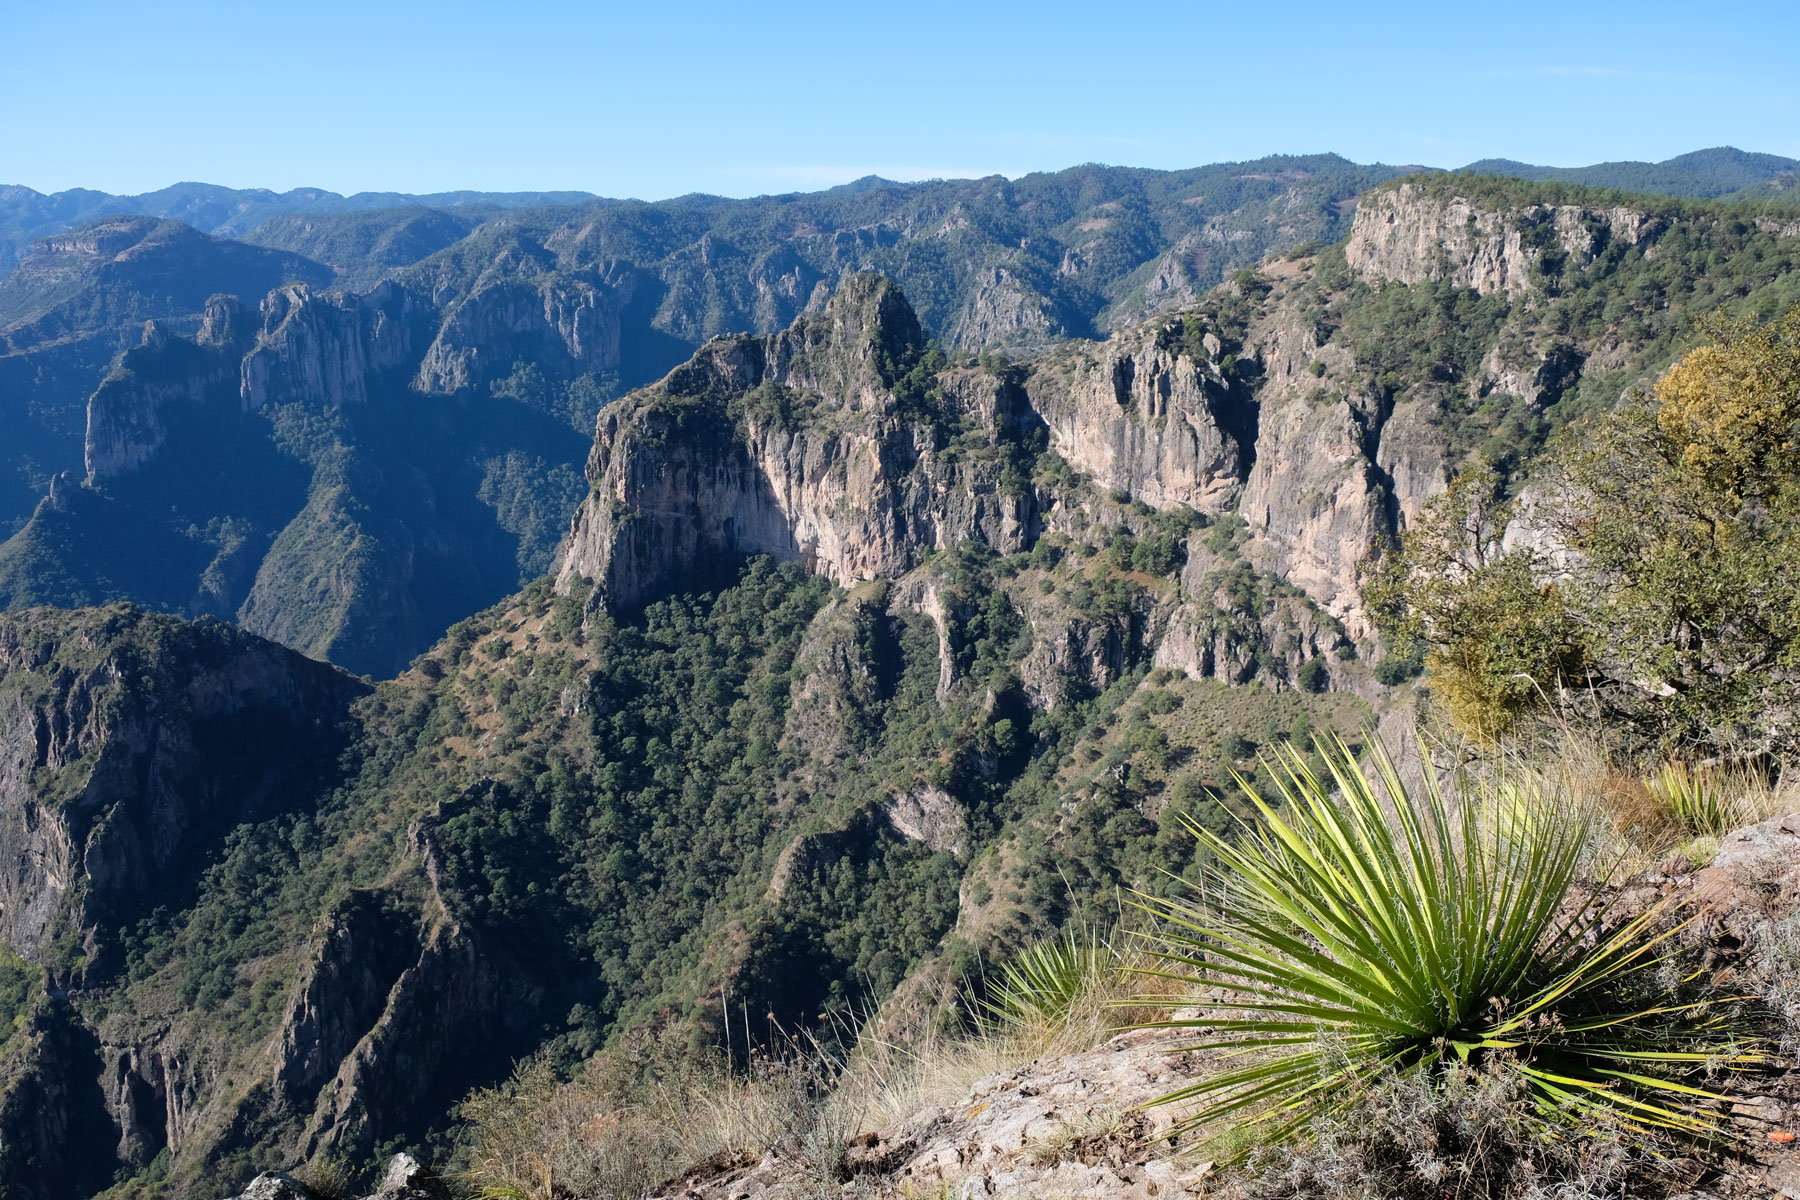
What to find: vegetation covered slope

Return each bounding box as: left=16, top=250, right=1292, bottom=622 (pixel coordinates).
left=4, top=171, right=1800, bottom=1198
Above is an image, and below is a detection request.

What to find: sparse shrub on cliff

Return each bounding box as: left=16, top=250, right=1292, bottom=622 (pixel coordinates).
left=294, top=1154, right=362, bottom=1200
left=1138, top=734, right=1758, bottom=1152
left=0, top=946, right=36, bottom=1052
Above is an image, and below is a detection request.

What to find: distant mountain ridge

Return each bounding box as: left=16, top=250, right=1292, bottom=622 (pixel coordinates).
left=6, top=146, right=1796, bottom=279
left=1458, top=146, right=1800, bottom=200
left=0, top=181, right=607, bottom=277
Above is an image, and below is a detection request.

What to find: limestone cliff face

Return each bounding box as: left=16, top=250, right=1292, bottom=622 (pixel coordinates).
left=415, top=273, right=621, bottom=394
left=1345, top=180, right=1662, bottom=295
left=1231, top=272, right=1463, bottom=637
left=0, top=605, right=365, bottom=965
left=83, top=317, right=242, bottom=478
left=241, top=281, right=426, bottom=410
left=1026, top=321, right=1249, bottom=514
left=556, top=276, right=1036, bottom=607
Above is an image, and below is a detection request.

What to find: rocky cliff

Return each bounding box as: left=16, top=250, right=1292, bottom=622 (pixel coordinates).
left=553, top=170, right=1794, bottom=660
left=281, top=796, right=537, bottom=1164
left=555, top=262, right=1401, bottom=665
left=415, top=272, right=621, bottom=394
left=83, top=315, right=244, bottom=478
left=1024, top=320, right=1249, bottom=515
left=1345, top=178, right=1664, bottom=295
left=0, top=604, right=365, bottom=965
left=0, top=1002, right=118, bottom=1200
left=556, top=275, right=1037, bottom=608
left=242, top=281, right=427, bottom=410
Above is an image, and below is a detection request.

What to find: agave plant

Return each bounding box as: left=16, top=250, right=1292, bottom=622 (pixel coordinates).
left=984, top=924, right=1114, bottom=1031
left=1646, top=762, right=1740, bottom=839
left=1137, top=734, right=1758, bottom=1148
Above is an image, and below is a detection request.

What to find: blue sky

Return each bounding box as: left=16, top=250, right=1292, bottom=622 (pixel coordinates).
left=5, top=0, right=1798, bottom=199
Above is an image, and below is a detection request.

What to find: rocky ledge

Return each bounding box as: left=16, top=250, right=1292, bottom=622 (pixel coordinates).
left=221, top=1153, right=446, bottom=1200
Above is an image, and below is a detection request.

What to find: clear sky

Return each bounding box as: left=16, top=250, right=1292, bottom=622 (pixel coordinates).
left=5, top=0, right=1797, bottom=200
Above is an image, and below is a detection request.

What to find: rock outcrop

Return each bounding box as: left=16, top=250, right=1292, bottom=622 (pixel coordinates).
left=1346, top=179, right=1664, bottom=295
left=281, top=788, right=538, bottom=1163
left=241, top=281, right=426, bottom=410
left=951, top=264, right=1075, bottom=347
left=415, top=273, right=621, bottom=394
left=657, top=1028, right=1215, bottom=1200
left=0, top=604, right=366, bottom=964
left=83, top=318, right=243, bottom=478
left=1153, top=545, right=1350, bottom=686
left=214, top=1154, right=449, bottom=1200
left=556, top=275, right=1037, bottom=608
left=1026, top=322, right=1249, bottom=514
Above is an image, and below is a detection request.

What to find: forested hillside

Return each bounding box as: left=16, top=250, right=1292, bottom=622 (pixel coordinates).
left=4, top=163, right=1800, bottom=1198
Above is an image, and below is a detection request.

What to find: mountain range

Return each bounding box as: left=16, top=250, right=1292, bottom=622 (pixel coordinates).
left=4, top=151, right=1800, bottom=1197
left=4, top=149, right=1796, bottom=679
left=6, top=145, right=1794, bottom=276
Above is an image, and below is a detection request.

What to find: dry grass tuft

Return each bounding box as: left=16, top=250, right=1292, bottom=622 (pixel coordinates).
left=1460, top=733, right=1793, bottom=880
left=455, top=932, right=1164, bottom=1200
left=458, top=1029, right=839, bottom=1200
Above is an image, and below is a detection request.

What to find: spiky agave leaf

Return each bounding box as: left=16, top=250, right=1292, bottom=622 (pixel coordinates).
left=984, top=925, right=1112, bottom=1030
left=1647, top=762, right=1740, bottom=838
left=1135, top=734, right=1760, bottom=1150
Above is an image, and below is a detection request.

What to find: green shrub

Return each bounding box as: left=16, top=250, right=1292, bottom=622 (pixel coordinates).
left=1371, top=649, right=1421, bottom=685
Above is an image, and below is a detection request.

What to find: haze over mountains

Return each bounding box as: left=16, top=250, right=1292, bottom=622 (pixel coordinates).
left=0, top=184, right=602, bottom=277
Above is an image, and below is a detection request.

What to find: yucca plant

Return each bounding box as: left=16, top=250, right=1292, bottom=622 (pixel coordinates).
left=984, top=924, right=1113, bottom=1031
left=1136, top=734, right=1759, bottom=1150
left=1646, top=762, right=1740, bottom=838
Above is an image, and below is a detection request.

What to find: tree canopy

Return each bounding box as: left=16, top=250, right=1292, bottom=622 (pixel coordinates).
left=1370, top=304, right=1800, bottom=756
